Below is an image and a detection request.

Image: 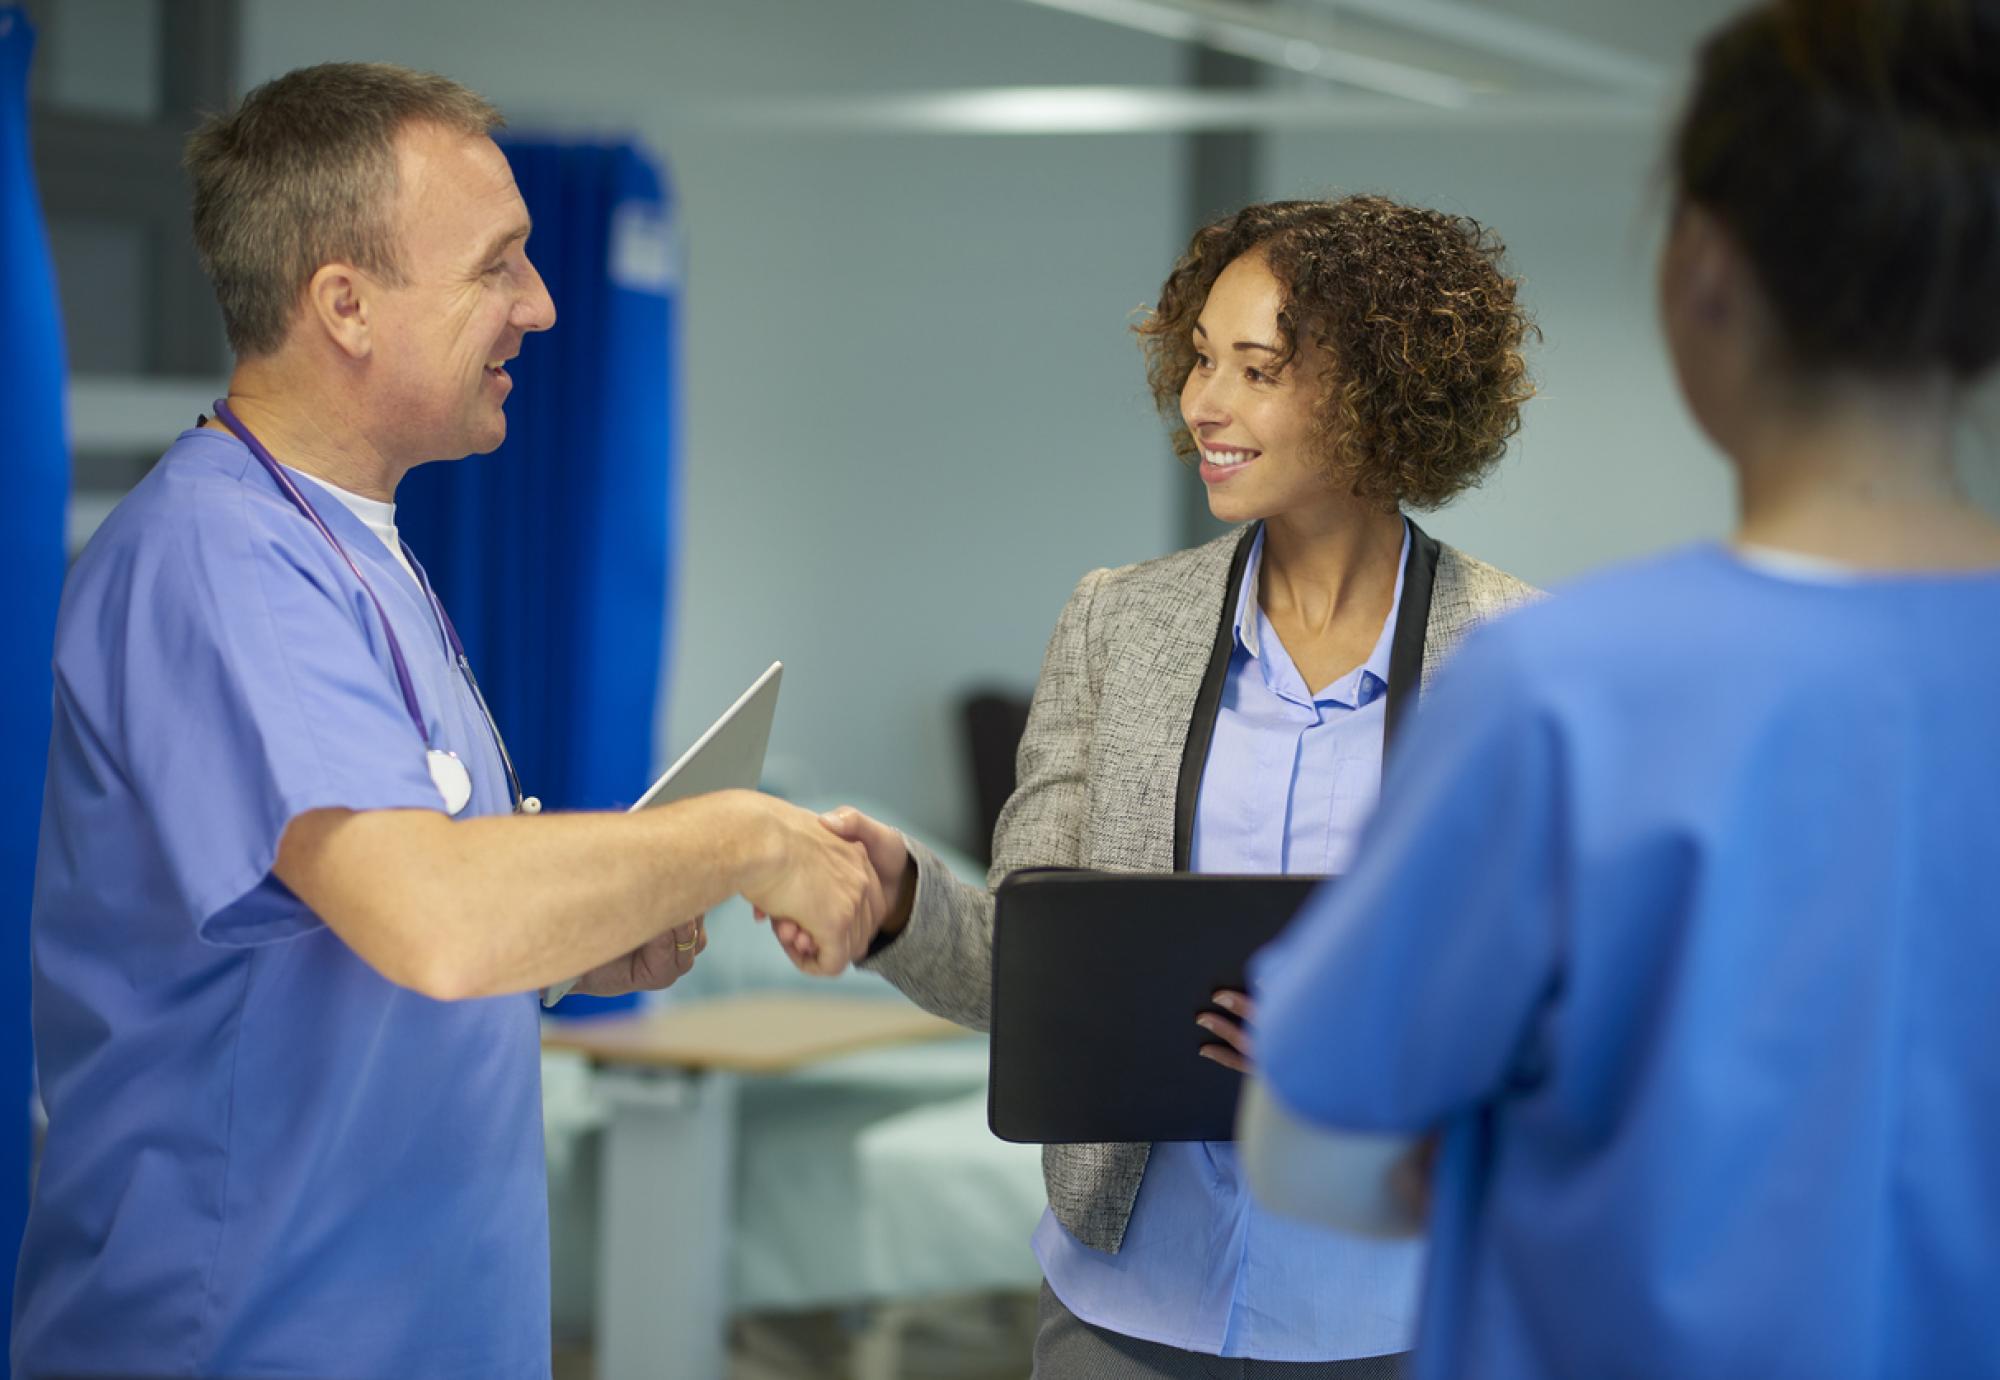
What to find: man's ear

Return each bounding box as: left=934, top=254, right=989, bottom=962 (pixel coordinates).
left=304, top=262, right=374, bottom=360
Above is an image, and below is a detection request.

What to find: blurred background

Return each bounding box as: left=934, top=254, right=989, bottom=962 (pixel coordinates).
left=26, top=0, right=1753, bottom=852
left=10, top=0, right=1994, bottom=1376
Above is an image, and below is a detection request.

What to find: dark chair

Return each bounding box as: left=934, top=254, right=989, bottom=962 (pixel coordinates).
left=959, top=688, right=1032, bottom=868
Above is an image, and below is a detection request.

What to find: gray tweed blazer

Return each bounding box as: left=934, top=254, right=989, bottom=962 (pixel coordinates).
left=860, top=520, right=1539, bottom=1254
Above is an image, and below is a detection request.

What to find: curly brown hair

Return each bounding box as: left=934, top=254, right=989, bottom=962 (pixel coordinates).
left=1135, top=196, right=1536, bottom=512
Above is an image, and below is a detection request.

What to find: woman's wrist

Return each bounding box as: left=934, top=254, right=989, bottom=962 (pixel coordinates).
left=876, top=852, right=919, bottom=941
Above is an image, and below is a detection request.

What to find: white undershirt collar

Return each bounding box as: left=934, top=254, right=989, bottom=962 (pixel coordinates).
left=1729, top=541, right=1867, bottom=584
left=281, top=464, right=423, bottom=592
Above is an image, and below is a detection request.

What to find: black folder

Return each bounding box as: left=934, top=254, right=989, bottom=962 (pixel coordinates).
left=988, top=869, right=1325, bottom=1144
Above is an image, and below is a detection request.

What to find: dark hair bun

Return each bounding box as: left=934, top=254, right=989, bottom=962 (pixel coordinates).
left=1674, top=0, right=2000, bottom=376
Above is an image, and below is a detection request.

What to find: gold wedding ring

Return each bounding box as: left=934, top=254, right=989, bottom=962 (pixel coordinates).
left=675, top=936, right=698, bottom=952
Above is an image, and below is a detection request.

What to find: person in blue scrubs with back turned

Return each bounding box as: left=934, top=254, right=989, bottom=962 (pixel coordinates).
left=1240, top=1, right=2000, bottom=1376
left=13, top=63, right=884, bottom=1380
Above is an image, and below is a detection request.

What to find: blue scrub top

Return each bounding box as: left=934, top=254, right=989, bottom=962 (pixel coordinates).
left=1254, top=543, right=2000, bottom=1380
left=14, top=430, right=550, bottom=1379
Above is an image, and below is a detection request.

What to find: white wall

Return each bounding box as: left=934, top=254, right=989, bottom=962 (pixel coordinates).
left=241, top=0, right=1188, bottom=847
left=249, top=4, right=1921, bottom=842
left=1264, top=121, right=1736, bottom=590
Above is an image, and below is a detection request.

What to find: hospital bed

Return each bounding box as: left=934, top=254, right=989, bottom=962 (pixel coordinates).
left=544, top=820, right=1045, bottom=1379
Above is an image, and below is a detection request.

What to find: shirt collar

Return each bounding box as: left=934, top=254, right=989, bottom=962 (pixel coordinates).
left=1231, top=525, right=1271, bottom=661
left=1231, top=519, right=1410, bottom=705
left=1347, top=523, right=1408, bottom=703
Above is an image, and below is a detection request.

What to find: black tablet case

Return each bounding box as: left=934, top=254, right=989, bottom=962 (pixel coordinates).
left=988, top=870, right=1325, bottom=1144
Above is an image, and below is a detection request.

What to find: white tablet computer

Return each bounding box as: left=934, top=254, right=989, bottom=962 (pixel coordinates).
left=628, top=660, right=783, bottom=813
left=542, top=661, right=783, bottom=1007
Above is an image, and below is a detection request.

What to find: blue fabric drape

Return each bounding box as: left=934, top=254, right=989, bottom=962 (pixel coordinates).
left=397, top=138, right=679, bottom=1016
left=0, top=7, right=68, bottom=1296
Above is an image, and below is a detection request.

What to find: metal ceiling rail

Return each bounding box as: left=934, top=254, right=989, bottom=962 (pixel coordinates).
left=1313, top=0, right=1670, bottom=91
left=1015, top=0, right=1475, bottom=106
left=1013, top=0, right=1669, bottom=101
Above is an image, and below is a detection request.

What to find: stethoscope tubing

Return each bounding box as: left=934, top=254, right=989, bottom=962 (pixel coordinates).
left=210, top=399, right=533, bottom=814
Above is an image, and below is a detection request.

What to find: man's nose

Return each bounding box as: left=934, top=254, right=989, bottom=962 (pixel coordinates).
left=517, top=259, right=556, bottom=333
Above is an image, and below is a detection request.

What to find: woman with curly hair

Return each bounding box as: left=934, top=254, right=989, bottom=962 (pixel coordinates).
left=1247, top=0, right=2000, bottom=1376
left=790, top=194, right=1540, bottom=1376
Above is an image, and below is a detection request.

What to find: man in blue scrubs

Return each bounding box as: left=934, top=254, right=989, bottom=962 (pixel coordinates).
left=12, top=64, right=880, bottom=1379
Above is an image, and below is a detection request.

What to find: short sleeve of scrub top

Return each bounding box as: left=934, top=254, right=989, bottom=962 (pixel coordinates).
left=1251, top=619, right=1565, bottom=1131
left=58, top=429, right=448, bottom=946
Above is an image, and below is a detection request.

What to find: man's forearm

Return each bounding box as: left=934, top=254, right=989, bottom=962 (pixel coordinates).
left=417, top=790, right=780, bottom=997
left=277, top=790, right=778, bottom=1000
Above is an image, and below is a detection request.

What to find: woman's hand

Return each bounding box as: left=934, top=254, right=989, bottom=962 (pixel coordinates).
left=1197, top=988, right=1255, bottom=1073
left=764, top=807, right=914, bottom=970
left=1390, top=1134, right=1438, bottom=1224
left=569, top=916, right=707, bottom=997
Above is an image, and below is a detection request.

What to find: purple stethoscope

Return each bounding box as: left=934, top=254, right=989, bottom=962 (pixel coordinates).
left=212, top=398, right=540, bottom=817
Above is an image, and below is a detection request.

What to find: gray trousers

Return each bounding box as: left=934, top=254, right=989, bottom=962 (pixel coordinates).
left=1032, top=1283, right=1407, bottom=1380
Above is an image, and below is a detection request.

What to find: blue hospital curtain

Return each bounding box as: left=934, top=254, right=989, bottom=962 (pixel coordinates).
left=397, top=138, right=679, bottom=1016
left=0, top=7, right=68, bottom=1295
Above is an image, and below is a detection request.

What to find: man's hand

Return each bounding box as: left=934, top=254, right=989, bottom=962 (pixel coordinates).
left=734, top=795, right=885, bottom=975
left=765, top=807, right=914, bottom=971
left=1196, top=989, right=1255, bottom=1073
left=567, top=916, right=707, bottom=998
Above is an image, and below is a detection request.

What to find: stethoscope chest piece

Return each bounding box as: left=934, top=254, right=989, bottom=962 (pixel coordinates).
left=428, top=749, right=474, bottom=817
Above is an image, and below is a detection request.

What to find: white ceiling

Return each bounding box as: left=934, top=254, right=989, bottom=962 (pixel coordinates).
left=1441, top=0, right=1746, bottom=64
left=718, top=0, right=1751, bottom=133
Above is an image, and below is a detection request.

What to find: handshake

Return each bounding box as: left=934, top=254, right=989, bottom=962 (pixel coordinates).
left=567, top=791, right=919, bottom=1002
left=735, top=798, right=917, bottom=976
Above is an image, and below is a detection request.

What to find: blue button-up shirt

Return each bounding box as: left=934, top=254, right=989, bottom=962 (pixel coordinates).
left=1035, top=522, right=1422, bottom=1361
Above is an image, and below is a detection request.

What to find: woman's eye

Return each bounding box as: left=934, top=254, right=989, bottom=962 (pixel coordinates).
left=1193, top=352, right=1213, bottom=370
left=1245, top=367, right=1268, bottom=384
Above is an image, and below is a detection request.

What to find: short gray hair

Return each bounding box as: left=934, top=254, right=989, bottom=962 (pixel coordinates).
left=185, top=62, right=503, bottom=357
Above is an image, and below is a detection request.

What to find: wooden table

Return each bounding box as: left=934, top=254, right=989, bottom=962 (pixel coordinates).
left=543, top=993, right=965, bottom=1380
left=542, top=991, right=964, bottom=1073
